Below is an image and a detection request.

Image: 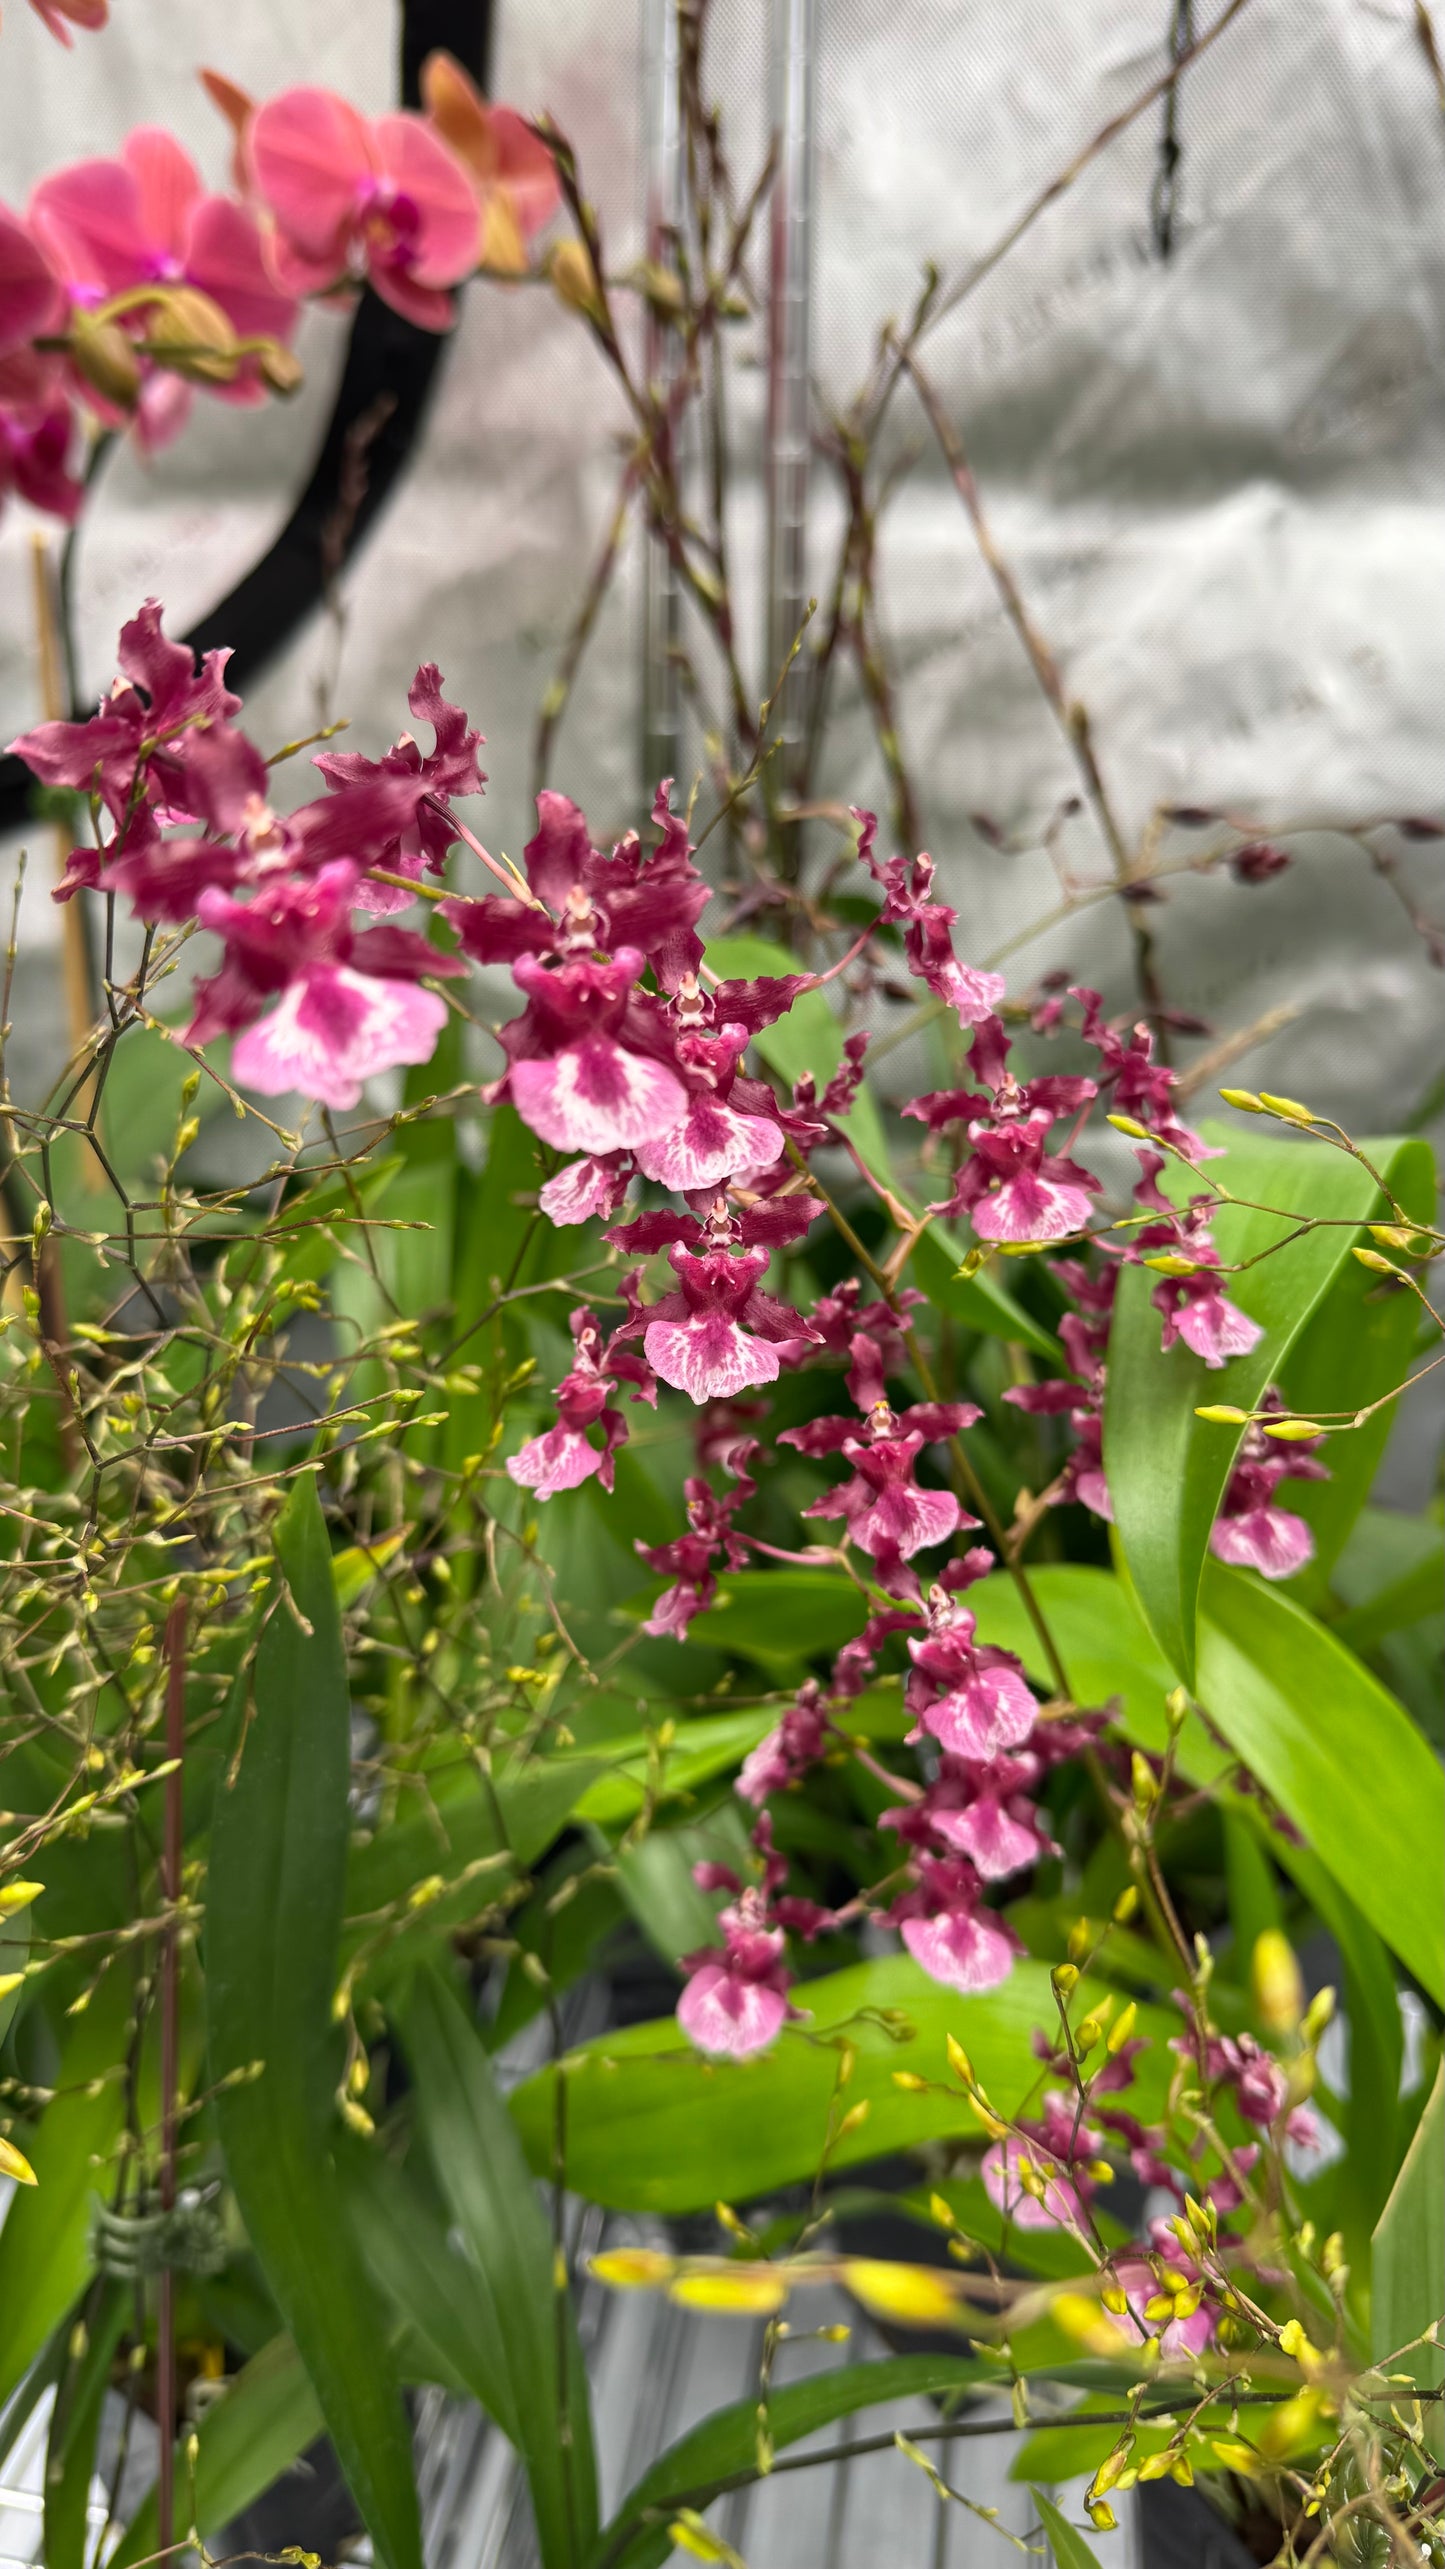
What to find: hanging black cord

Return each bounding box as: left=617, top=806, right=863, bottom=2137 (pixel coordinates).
left=0, top=0, right=493, bottom=836
left=1150, top=0, right=1196, bottom=259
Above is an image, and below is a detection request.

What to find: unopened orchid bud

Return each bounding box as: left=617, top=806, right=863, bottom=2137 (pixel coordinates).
left=0, top=1881, right=42, bottom=1914
left=1091, top=2440, right=1134, bottom=2496
left=1107, top=2002, right=1138, bottom=2054
left=257, top=339, right=304, bottom=395
left=71, top=313, right=141, bottom=406
left=1130, top=1752, right=1157, bottom=1812
left=1219, top=1087, right=1265, bottom=1111
left=548, top=236, right=604, bottom=323
left=1194, top=1402, right=1251, bottom=1424
left=1112, top=1886, right=1139, bottom=1924
left=1259, top=1090, right=1316, bottom=1123
left=1051, top=1961, right=1080, bottom=1999
left=1101, top=2283, right=1129, bottom=2315
left=1067, top=1917, right=1094, bottom=1965
left=1302, top=1985, right=1336, bottom=2045
left=1263, top=1416, right=1327, bottom=1440
left=1252, top=1929, right=1304, bottom=2036
left=146, top=285, right=240, bottom=383
left=945, top=2034, right=974, bottom=2085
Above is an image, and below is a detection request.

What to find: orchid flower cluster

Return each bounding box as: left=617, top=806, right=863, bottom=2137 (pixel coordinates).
left=9, top=606, right=1332, bottom=2115
left=0, top=58, right=559, bottom=515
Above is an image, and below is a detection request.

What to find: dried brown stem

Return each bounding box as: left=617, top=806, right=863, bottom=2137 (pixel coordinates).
left=895, top=346, right=1172, bottom=1044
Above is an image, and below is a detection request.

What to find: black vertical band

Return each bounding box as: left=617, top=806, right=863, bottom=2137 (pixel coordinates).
left=0, top=0, right=494, bottom=832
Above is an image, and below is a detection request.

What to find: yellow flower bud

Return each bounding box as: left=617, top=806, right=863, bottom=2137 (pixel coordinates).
left=1251, top=1929, right=1304, bottom=2036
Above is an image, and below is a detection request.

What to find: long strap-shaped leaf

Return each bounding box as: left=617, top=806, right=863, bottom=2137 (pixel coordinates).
left=207, top=1474, right=422, bottom=2569
left=393, top=1963, right=600, bottom=2569
left=1104, top=1125, right=1433, bottom=1683
left=592, top=2355, right=988, bottom=2569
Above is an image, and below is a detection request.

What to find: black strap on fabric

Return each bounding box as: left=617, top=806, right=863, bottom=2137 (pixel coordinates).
left=0, top=0, right=493, bottom=833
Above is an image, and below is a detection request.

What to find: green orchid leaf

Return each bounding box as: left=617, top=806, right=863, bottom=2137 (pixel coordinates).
left=108, top=2332, right=325, bottom=2569
left=594, top=2355, right=988, bottom=2569
left=1030, top=2486, right=1105, bottom=2568
left=1103, top=1123, right=1433, bottom=1682
left=1371, top=2062, right=1444, bottom=2462
left=966, top=1560, right=1443, bottom=2007
left=208, top=1473, right=422, bottom=2569
left=392, top=1964, right=598, bottom=2568
left=509, top=1958, right=1170, bottom=2214
left=0, top=1973, right=129, bottom=2411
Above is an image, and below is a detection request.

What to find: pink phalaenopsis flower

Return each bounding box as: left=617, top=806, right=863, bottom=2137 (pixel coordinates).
left=30, top=130, right=298, bottom=446
left=420, top=52, right=560, bottom=274
left=0, top=393, right=82, bottom=521
left=676, top=1888, right=802, bottom=2058
left=0, top=203, right=63, bottom=358
left=189, top=859, right=461, bottom=1109
left=25, top=0, right=107, bottom=43
left=246, top=87, right=479, bottom=328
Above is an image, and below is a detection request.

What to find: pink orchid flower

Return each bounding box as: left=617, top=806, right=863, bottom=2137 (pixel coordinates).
left=25, top=0, right=107, bottom=41
left=642, top=1244, right=807, bottom=1403
left=890, top=1856, right=1019, bottom=1993
left=676, top=1890, right=802, bottom=2058
left=0, top=203, right=63, bottom=358
left=420, top=51, right=560, bottom=276
left=906, top=1600, right=1039, bottom=1760
left=246, top=87, right=478, bottom=329
left=0, top=393, right=82, bottom=522
left=29, top=130, right=298, bottom=448
left=506, top=1310, right=654, bottom=1499
left=497, top=949, right=688, bottom=1156
left=190, top=860, right=460, bottom=1111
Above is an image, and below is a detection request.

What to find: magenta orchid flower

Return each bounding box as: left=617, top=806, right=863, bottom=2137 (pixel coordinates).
left=1206, top=1396, right=1327, bottom=1577
left=312, top=662, right=485, bottom=913
left=506, top=1309, right=655, bottom=1499
left=889, top=1855, right=1020, bottom=1993
left=640, top=1244, right=810, bottom=1402
left=246, top=87, right=479, bottom=328
left=494, top=949, right=688, bottom=1155
left=630, top=1023, right=784, bottom=1192
left=676, top=1889, right=803, bottom=2058
left=855, top=809, right=1005, bottom=1026
left=905, top=1590, right=1039, bottom=1760
left=189, top=859, right=461, bottom=1109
